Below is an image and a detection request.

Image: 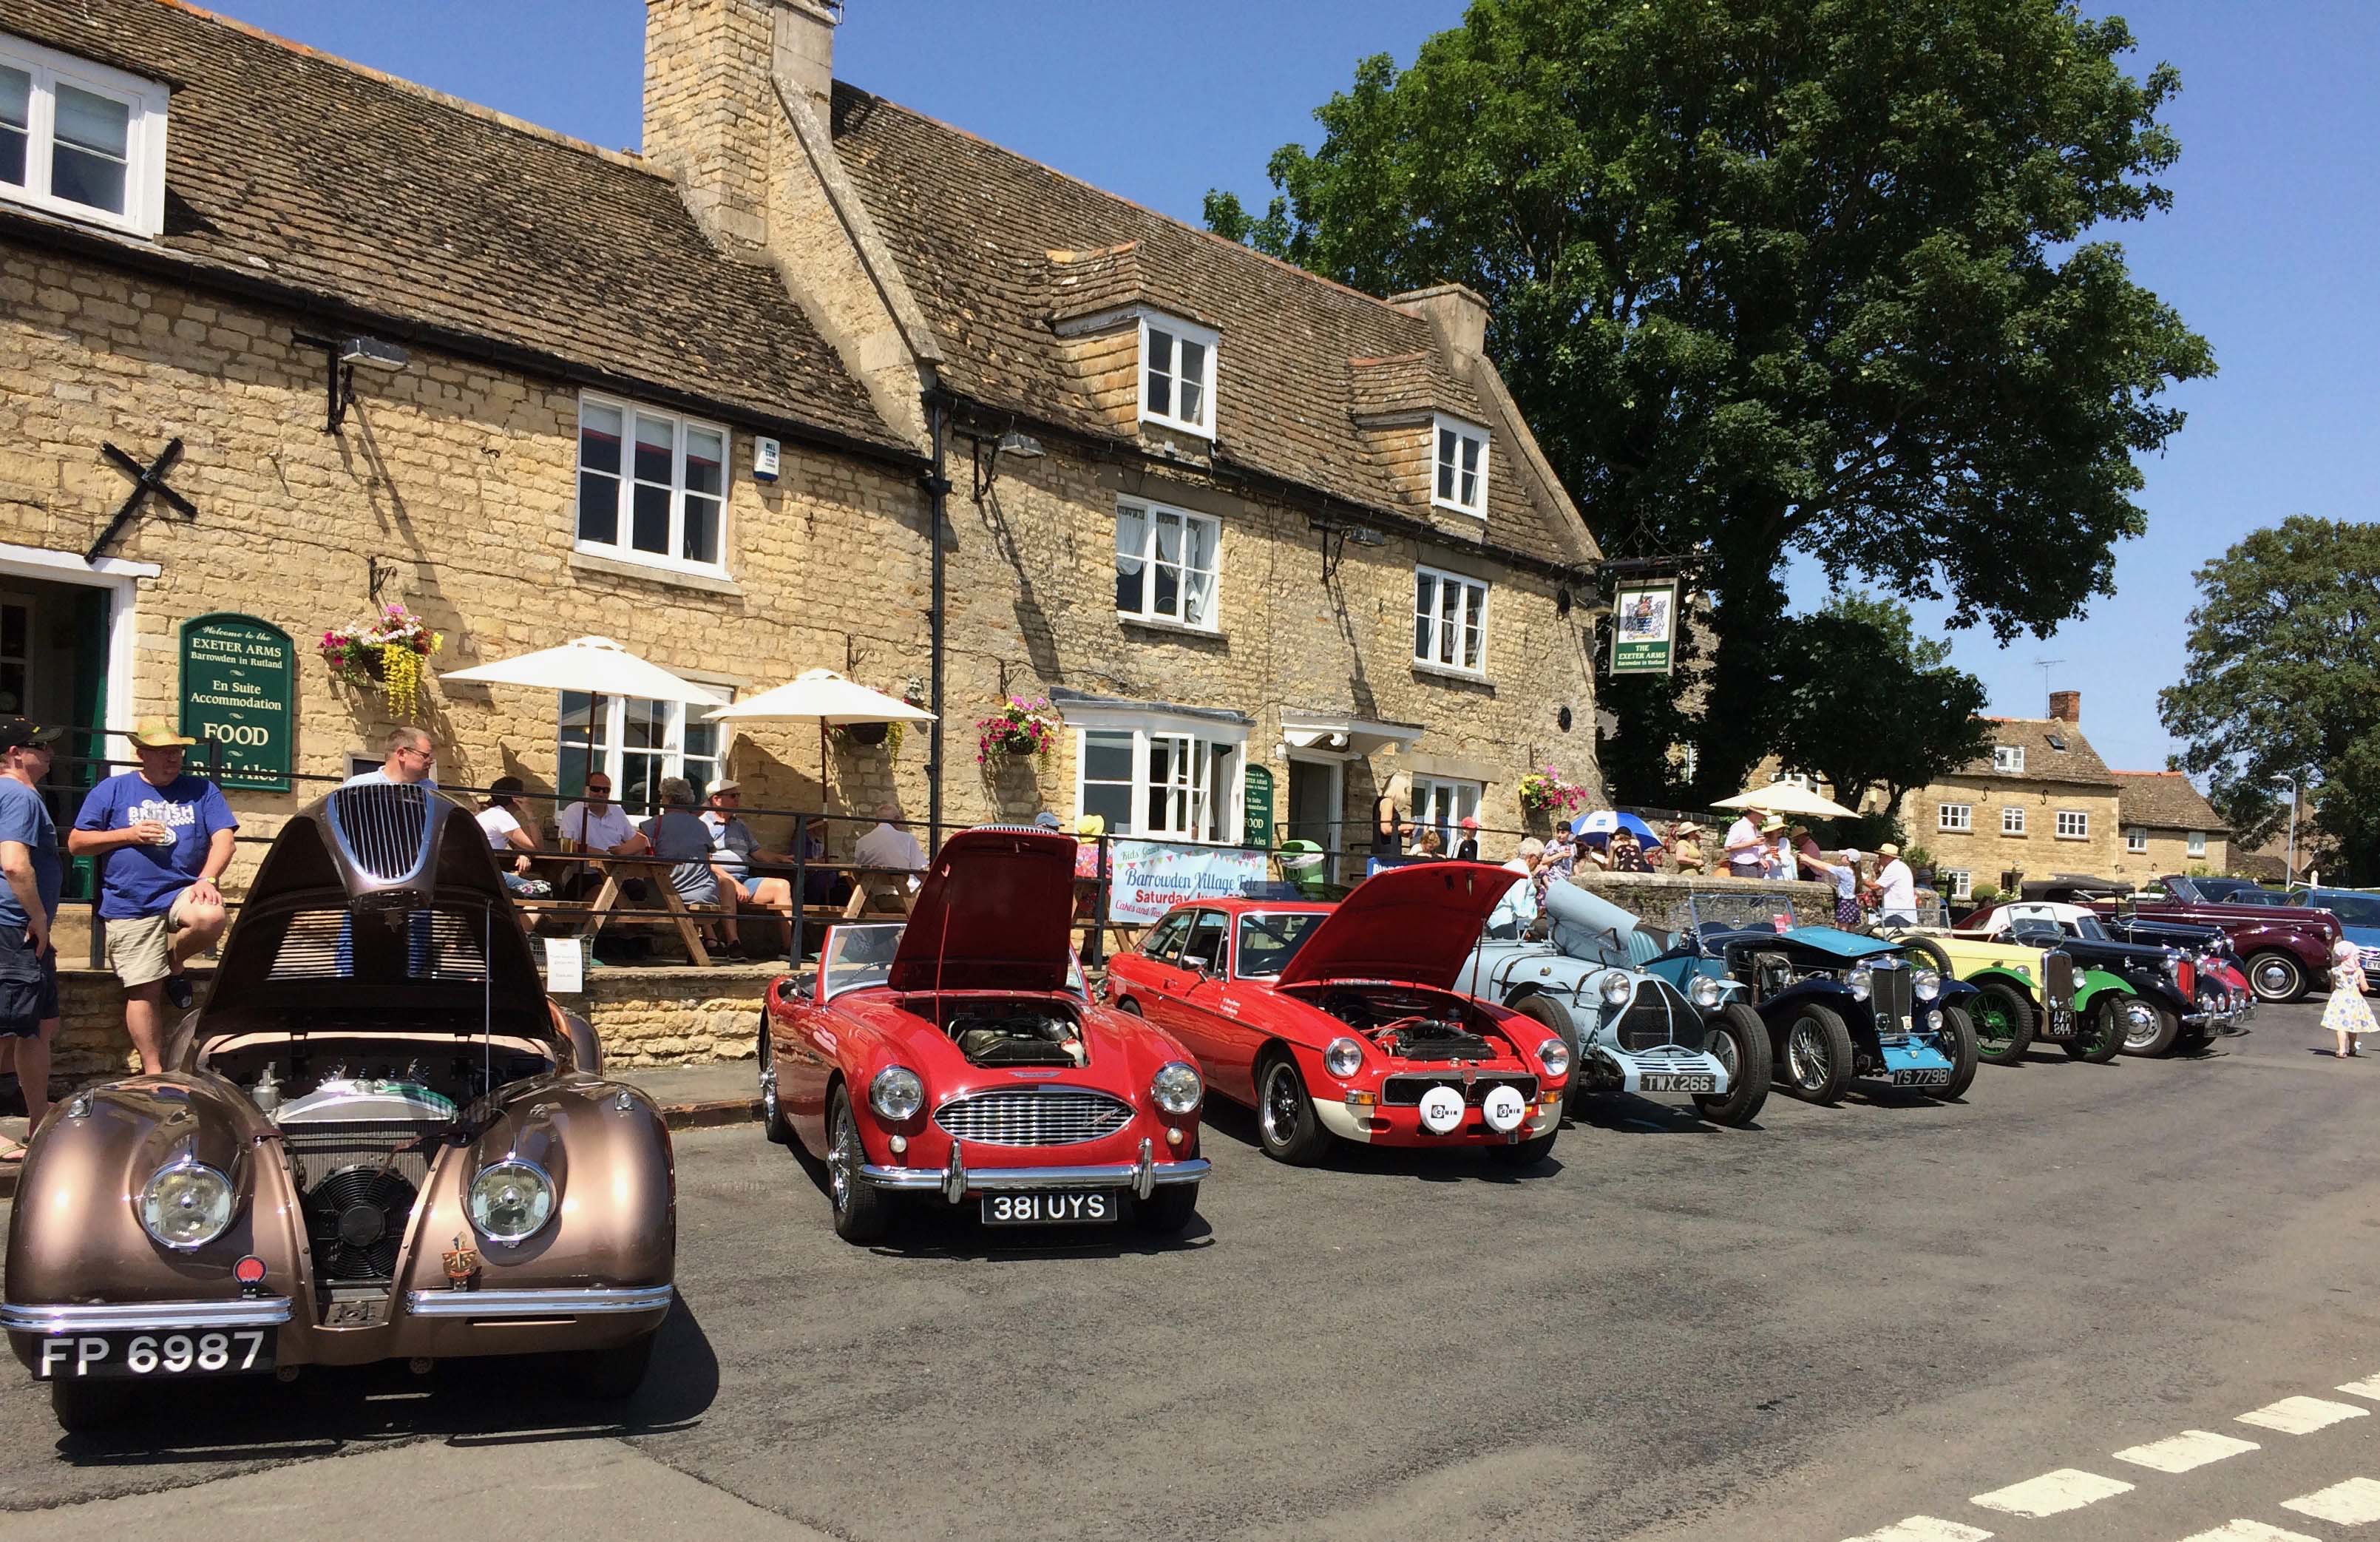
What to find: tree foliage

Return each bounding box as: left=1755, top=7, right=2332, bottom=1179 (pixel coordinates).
left=1207, top=0, right=2212, bottom=802
left=1769, top=592, right=1991, bottom=816
left=2160, top=517, right=2380, bottom=882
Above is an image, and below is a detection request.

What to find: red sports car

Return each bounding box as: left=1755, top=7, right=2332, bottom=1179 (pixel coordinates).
left=759, top=827, right=1210, bottom=1242
left=1103, top=862, right=1571, bottom=1166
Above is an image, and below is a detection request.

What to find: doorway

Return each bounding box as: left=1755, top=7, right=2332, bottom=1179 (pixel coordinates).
left=1284, top=755, right=1343, bottom=863
left=0, top=575, right=115, bottom=899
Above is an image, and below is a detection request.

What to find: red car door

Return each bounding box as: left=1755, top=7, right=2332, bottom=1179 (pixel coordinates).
left=1161, top=908, right=1238, bottom=1078
left=1116, top=907, right=1196, bottom=1023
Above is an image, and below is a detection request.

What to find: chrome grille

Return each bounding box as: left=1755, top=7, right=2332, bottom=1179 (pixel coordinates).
left=1870, top=964, right=1915, bottom=1032
left=328, top=783, right=430, bottom=883
left=2359, top=947, right=2380, bottom=978
left=1381, top=1072, right=1539, bottom=1107
left=934, top=1086, right=1133, bottom=1146
left=1613, top=978, right=1707, bottom=1052
left=2045, top=953, right=2075, bottom=1005
left=282, top=1118, right=435, bottom=1194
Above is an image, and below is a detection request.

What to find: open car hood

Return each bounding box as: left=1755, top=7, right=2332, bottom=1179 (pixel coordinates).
left=1275, top=860, right=1512, bottom=990
left=886, top=826, right=1078, bottom=994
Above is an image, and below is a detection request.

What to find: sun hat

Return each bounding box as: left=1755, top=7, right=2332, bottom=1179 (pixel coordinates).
left=1675, top=821, right=1702, bottom=835
left=708, top=778, right=741, bottom=797
left=128, top=717, right=197, bottom=748
left=1759, top=815, right=1786, bottom=833
left=1074, top=814, right=1107, bottom=838
left=1878, top=842, right=1901, bottom=857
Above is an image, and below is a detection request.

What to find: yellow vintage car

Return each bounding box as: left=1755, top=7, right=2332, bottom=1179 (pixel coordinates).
left=1879, top=903, right=2121, bottom=1064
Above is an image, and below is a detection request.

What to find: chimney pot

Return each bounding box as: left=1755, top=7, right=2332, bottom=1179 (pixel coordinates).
left=1389, top=283, right=1491, bottom=366
left=2049, top=690, right=2080, bottom=724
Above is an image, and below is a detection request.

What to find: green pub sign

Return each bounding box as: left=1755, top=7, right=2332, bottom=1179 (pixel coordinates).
left=179, top=614, right=294, bottom=790
left=1609, top=580, right=1680, bottom=676
left=1242, top=764, right=1275, bottom=850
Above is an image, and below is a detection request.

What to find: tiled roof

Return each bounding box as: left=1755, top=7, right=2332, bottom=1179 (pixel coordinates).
left=1954, top=717, right=2118, bottom=786
left=827, top=84, right=1594, bottom=569
left=0, top=0, right=905, bottom=453
left=2114, top=771, right=2228, bottom=833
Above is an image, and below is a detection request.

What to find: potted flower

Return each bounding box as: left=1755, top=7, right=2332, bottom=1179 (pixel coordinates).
left=322, top=603, right=442, bottom=718
left=976, top=696, right=1059, bottom=768
left=1517, top=765, right=1589, bottom=818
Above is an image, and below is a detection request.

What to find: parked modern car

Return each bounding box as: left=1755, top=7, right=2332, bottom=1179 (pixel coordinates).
left=1453, top=880, right=1770, bottom=1126
left=1960, top=902, right=2242, bottom=1056
left=4, top=783, right=678, bottom=1433
left=1105, top=862, right=1571, bottom=1166
left=759, top=826, right=1210, bottom=1242
left=2038, top=878, right=2344, bottom=1004
left=1881, top=902, right=2126, bottom=1066
left=2288, top=888, right=2380, bottom=987
left=1642, top=893, right=1979, bottom=1105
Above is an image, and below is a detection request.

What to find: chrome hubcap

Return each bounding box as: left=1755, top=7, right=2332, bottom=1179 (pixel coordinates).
left=1260, top=1063, right=1302, bottom=1147
left=2121, top=1001, right=2160, bottom=1049
left=1787, top=1020, right=1829, bottom=1090
left=828, top=1107, right=856, bottom=1211
left=1708, top=1026, right=1740, bottom=1079
left=2255, top=960, right=2294, bottom=996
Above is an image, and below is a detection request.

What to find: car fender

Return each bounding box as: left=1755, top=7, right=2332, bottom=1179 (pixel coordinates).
left=2073, top=967, right=2135, bottom=1011
left=1933, top=977, right=1981, bottom=1010
left=1752, top=978, right=1858, bottom=1030
left=1964, top=964, right=2040, bottom=1001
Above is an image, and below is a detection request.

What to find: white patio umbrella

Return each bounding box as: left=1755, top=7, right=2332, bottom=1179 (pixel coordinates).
left=1712, top=782, right=1859, bottom=819
left=706, top=668, right=935, bottom=797
left=441, top=636, right=730, bottom=799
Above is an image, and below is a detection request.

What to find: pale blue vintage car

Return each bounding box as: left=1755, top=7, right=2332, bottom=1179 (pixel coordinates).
left=1453, top=882, right=1771, bottom=1126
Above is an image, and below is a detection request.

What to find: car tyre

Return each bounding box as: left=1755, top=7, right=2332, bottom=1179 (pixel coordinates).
left=1692, top=1002, right=1772, bottom=1126
left=568, top=1328, right=658, bottom=1400
left=1255, top=1052, right=1333, bottom=1166
left=1488, top=1132, right=1559, bottom=1166
left=1929, top=1004, right=1979, bottom=1100
left=2115, top=996, right=2180, bottom=1058
left=1781, top=1004, right=1855, bottom=1105
left=2246, top=950, right=2307, bottom=1004
left=2069, top=998, right=2128, bottom=1063
left=1133, top=1183, right=1199, bottom=1235
left=1113, top=998, right=1144, bottom=1016
left=1900, top=936, right=1956, bottom=978
left=1970, top=981, right=2035, bottom=1064
left=825, top=1083, right=894, bottom=1242
left=759, top=1014, right=796, bottom=1147
left=1508, top=993, right=1582, bottom=1111
left=50, top=1378, right=135, bottom=1433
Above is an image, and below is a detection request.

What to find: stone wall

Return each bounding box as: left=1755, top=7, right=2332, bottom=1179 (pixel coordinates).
left=2109, top=830, right=2231, bottom=885
left=1902, top=776, right=2126, bottom=899
left=1567, top=873, right=1837, bottom=936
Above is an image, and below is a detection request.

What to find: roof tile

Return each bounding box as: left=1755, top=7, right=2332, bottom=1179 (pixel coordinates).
left=2113, top=771, right=2227, bottom=833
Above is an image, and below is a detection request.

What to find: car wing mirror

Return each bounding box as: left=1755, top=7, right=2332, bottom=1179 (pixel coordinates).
left=1183, top=953, right=1214, bottom=978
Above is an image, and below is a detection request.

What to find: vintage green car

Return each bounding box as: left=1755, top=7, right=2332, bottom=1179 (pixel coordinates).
left=1882, top=902, right=2132, bottom=1064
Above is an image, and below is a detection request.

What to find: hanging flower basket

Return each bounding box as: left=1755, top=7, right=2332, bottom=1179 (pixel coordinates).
left=322, top=603, right=442, bottom=719
left=976, top=696, right=1059, bottom=769
left=1517, top=765, right=1589, bottom=817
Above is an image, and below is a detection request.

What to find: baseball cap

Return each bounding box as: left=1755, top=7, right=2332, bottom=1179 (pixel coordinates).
left=1459, top=815, right=1480, bottom=830
left=128, top=717, right=197, bottom=748
left=0, top=719, right=63, bottom=751
left=1032, top=811, right=1063, bottom=829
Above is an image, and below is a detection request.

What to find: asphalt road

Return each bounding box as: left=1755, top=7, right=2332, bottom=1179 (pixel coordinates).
left=4, top=1001, right=2376, bottom=1542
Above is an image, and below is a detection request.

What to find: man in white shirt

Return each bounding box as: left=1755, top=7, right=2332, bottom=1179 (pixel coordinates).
left=1874, top=842, right=1918, bottom=924
left=557, top=772, right=650, bottom=900
left=1487, top=838, right=1545, bottom=939
left=343, top=726, right=438, bottom=788
left=1722, top=814, right=1766, bottom=877
left=852, top=803, right=926, bottom=872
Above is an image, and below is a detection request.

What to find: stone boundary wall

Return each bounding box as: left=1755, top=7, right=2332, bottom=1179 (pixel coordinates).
left=1567, top=873, right=1837, bottom=935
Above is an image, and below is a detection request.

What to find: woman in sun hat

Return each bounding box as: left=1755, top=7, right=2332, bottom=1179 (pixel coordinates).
left=2324, top=937, right=2374, bottom=1058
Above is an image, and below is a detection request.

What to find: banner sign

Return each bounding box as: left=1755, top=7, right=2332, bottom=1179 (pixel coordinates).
left=179, top=613, right=294, bottom=790
left=1104, top=839, right=1269, bottom=924
left=1610, top=581, right=1678, bottom=675
left=1242, top=765, right=1275, bottom=850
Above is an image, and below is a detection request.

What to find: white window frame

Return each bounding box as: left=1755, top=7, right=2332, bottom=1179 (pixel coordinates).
left=1411, top=777, right=1482, bottom=854
left=2186, top=831, right=2207, bottom=858
left=557, top=692, right=723, bottom=812
left=2126, top=825, right=2148, bottom=853
left=1937, top=803, right=1973, bottom=833
left=1413, top=564, right=1490, bottom=678
left=1993, top=745, right=2025, bottom=773
left=1430, top=413, right=1490, bottom=518
left=0, top=33, right=170, bottom=238
left=2000, top=805, right=2025, bottom=835
left=2055, top=810, right=2089, bottom=840
left=1137, top=313, right=1218, bottom=439
left=1113, top=498, right=1221, bottom=630
left=1941, top=869, right=1973, bottom=902
left=573, top=393, right=732, bottom=579
left=1068, top=710, right=1248, bottom=844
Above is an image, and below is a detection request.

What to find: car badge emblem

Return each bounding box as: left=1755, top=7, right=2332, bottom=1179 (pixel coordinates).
left=1008, top=1068, right=1061, bottom=1079
left=1462, top=1065, right=1477, bottom=1089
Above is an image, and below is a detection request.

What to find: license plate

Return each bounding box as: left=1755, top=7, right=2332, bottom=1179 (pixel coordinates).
left=1891, top=1068, right=1951, bottom=1087
left=1639, top=1073, right=1716, bottom=1094
left=2043, top=1010, right=2076, bottom=1040
left=33, top=1328, right=276, bottom=1380
left=981, top=1191, right=1116, bottom=1226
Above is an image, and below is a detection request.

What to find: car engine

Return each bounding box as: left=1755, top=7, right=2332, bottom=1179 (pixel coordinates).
left=1319, top=991, right=1499, bottom=1062
left=946, top=1004, right=1085, bottom=1068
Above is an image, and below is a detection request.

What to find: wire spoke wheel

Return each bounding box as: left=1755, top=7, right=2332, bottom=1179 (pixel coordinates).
left=1787, top=1018, right=1831, bottom=1092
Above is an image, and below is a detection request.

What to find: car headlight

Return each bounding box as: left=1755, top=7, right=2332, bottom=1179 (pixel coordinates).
left=1913, top=968, right=1942, bottom=1002
left=1846, top=966, right=1873, bottom=1002
left=1150, top=1061, right=1203, bottom=1115
left=1598, top=973, right=1633, bottom=1008
left=1536, top=1036, right=1572, bottom=1079
left=467, top=1158, right=555, bottom=1245
left=1323, top=1037, right=1364, bottom=1079
left=1688, top=974, right=1722, bottom=1010
left=139, top=1159, right=234, bottom=1251
left=869, top=1065, right=926, bottom=1121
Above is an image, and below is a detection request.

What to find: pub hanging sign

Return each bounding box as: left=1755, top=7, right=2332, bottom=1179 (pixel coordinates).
left=1608, top=580, right=1679, bottom=676
left=179, top=613, right=294, bottom=790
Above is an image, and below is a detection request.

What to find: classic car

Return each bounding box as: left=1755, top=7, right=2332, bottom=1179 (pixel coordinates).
left=759, top=826, right=1210, bottom=1242
left=1882, top=902, right=2128, bottom=1066
left=2051, top=878, right=2344, bottom=1004
left=1643, top=893, right=1979, bottom=1105
left=1104, top=861, right=1571, bottom=1166
left=4, top=782, right=677, bottom=1433
left=1960, top=902, right=2243, bottom=1056
left=1452, top=880, right=1769, bottom=1126
left=2288, top=888, right=2380, bottom=988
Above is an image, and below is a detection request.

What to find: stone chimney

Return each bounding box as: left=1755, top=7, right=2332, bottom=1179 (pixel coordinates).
left=2049, top=690, right=2081, bottom=724
left=1389, top=283, right=1490, bottom=367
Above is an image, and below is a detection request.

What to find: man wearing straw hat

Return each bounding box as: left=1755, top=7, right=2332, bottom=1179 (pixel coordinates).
left=67, top=717, right=237, bottom=1073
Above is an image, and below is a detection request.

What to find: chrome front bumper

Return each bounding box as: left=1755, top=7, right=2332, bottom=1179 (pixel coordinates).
left=403, top=1285, right=677, bottom=1319
left=1, top=1298, right=294, bottom=1333
left=861, top=1135, right=1211, bottom=1204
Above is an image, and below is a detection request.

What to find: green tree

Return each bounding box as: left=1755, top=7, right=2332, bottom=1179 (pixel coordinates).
left=1207, top=0, right=2212, bottom=802
left=1770, top=592, right=1991, bottom=819
left=2160, top=516, right=2380, bottom=882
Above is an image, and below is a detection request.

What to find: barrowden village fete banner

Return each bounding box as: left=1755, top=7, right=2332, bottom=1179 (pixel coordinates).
left=1609, top=580, right=1678, bottom=676
left=1105, top=839, right=1270, bottom=924
left=179, top=613, right=294, bottom=790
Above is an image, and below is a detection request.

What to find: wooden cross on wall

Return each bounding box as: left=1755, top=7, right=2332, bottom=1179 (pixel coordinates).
left=86, top=438, right=197, bottom=562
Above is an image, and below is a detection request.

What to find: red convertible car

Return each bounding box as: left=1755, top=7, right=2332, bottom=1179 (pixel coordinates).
left=1104, top=862, right=1571, bottom=1166
left=759, top=827, right=1210, bottom=1242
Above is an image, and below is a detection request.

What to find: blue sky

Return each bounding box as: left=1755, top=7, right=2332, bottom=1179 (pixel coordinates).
left=197, top=1, right=2378, bottom=776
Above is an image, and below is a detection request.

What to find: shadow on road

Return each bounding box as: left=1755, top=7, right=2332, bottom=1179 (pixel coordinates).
left=47, top=1291, right=718, bottom=1464
left=1199, top=1098, right=1572, bottom=1183
left=1570, top=1094, right=1737, bottom=1134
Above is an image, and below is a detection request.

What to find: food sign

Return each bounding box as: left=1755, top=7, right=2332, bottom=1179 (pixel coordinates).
left=1609, top=580, right=1678, bottom=675
left=179, top=613, right=293, bottom=790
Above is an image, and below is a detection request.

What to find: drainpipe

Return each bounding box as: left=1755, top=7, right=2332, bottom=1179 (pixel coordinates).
left=921, top=391, right=953, bottom=853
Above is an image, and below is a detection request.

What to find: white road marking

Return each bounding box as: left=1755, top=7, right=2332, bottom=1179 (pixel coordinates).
left=1844, top=1519, right=1994, bottom=1542
left=1970, top=1469, right=2135, bottom=1518
left=2282, top=1476, right=2380, bottom=1526
left=2238, top=1396, right=2372, bottom=1434
left=2175, top=1524, right=2322, bottom=1542
left=2115, top=1430, right=2262, bottom=1473
left=2339, top=1375, right=2380, bottom=1400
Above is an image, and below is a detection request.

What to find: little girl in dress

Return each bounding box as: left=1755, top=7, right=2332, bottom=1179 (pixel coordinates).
left=2323, top=937, right=2374, bottom=1058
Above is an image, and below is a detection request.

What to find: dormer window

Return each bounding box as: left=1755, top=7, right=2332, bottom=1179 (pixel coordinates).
left=1431, top=415, right=1488, bottom=517
left=1139, top=314, right=1216, bottom=438
left=0, top=34, right=169, bottom=238
left=1993, top=745, right=2024, bottom=773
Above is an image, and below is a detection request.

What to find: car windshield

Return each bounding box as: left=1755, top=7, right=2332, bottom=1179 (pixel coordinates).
left=1236, top=911, right=1326, bottom=978
left=2316, top=893, right=2380, bottom=927
left=1687, top=890, right=1803, bottom=941
left=821, top=923, right=903, bottom=999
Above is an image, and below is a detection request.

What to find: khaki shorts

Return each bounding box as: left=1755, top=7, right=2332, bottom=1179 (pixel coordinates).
left=104, top=894, right=202, bottom=990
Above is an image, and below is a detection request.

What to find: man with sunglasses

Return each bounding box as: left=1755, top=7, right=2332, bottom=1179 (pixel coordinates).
left=557, top=770, right=650, bottom=903
left=343, top=726, right=439, bottom=788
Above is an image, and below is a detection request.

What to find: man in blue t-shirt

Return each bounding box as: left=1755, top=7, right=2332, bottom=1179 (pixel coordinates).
left=0, top=718, right=65, bottom=1151
left=69, top=719, right=237, bottom=1074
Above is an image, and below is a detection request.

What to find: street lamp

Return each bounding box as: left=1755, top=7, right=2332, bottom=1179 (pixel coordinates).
left=2270, top=771, right=2298, bottom=884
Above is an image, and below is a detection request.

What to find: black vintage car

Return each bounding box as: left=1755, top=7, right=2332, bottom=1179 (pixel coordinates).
left=1969, top=902, right=2245, bottom=1055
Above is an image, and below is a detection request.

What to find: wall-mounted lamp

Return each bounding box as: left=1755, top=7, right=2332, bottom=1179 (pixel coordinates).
left=295, top=334, right=411, bottom=433
left=1310, top=518, right=1387, bottom=581
left=971, top=427, right=1045, bottom=502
